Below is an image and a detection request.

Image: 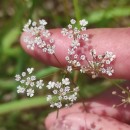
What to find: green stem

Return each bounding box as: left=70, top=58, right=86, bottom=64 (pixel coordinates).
left=73, top=0, right=81, bottom=27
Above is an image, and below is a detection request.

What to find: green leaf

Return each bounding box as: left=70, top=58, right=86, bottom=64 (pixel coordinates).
left=0, top=79, right=16, bottom=90
left=0, top=96, right=47, bottom=115
left=35, top=67, right=59, bottom=79
left=88, top=7, right=130, bottom=24
left=2, top=27, right=20, bottom=53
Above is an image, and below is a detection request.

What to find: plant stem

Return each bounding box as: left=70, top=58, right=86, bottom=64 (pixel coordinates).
left=73, top=0, right=81, bottom=28
left=56, top=109, right=59, bottom=119
left=53, top=54, right=63, bottom=67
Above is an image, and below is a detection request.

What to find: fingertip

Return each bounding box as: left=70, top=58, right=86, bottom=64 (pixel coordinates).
left=20, top=29, right=69, bottom=67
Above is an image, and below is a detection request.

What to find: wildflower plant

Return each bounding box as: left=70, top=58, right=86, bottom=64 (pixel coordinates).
left=23, top=19, right=55, bottom=54
left=15, top=18, right=129, bottom=117
left=62, top=19, right=116, bottom=78
left=46, top=78, right=79, bottom=108
left=15, top=67, right=44, bottom=97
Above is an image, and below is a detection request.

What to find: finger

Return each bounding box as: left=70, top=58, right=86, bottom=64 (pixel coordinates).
left=45, top=81, right=130, bottom=128
left=47, top=113, right=130, bottom=130
left=20, top=28, right=130, bottom=79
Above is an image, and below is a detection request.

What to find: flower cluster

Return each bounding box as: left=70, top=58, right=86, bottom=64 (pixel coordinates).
left=80, top=49, right=116, bottom=78
left=61, top=19, right=116, bottom=78
left=23, top=19, right=55, bottom=54
left=46, top=78, right=79, bottom=108
left=61, top=19, right=88, bottom=40
left=15, top=68, right=44, bottom=97
left=61, top=19, right=89, bottom=59
left=65, top=50, right=116, bottom=78
left=16, top=18, right=118, bottom=110
left=112, top=86, right=130, bottom=108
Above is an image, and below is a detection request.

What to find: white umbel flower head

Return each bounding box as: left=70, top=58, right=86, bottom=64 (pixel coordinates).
left=46, top=78, right=79, bottom=108
left=15, top=67, right=44, bottom=97
left=23, top=19, right=55, bottom=55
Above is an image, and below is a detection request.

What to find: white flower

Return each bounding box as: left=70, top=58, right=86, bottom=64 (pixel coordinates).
left=74, top=54, right=78, bottom=59
left=17, top=85, right=25, bottom=93
left=80, top=66, right=87, bottom=73
left=50, top=103, right=55, bottom=108
left=58, top=96, right=62, bottom=100
left=55, top=82, right=61, bottom=88
left=67, top=66, right=72, bottom=72
left=100, top=68, right=106, bottom=74
left=43, top=48, right=47, bottom=52
left=62, top=78, right=70, bottom=85
left=70, top=19, right=76, bottom=24
left=69, top=94, right=77, bottom=102
left=27, top=88, right=34, bottom=97
left=34, top=37, right=42, bottom=45
left=20, top=80, right=25, bottom=84
left=63, top=96, right=68, bottom=100
left=37, top=41, right=46, bottom=48
left=68, top=34, right=73, bottom=39
left=73, top=87, right=79, bottom=92
left=61, top=28, right=68, bottom=36
left=46, top=81, right=55, bottom=89
left=49, top=38, right=54, bottom=43
left=21, top=72, right=26, bottom=77
left=39, top=19, right=47, bottom=26
left=32, top=21, right=36, bottom=26
left=82, top=34, right=89, bottom=41
left=30, top=76, right=36, bottom=81
left=64, top=86, right=70, bottom=92
left=80, top=55, right=86, bottom=60
left=71, top=40, right=80, bottom=47
left=26, top=42, right=35, bottom=50
left=42, top=30, right=51, bottom=38
left=47, top=95, right=52, bottom=101
left=53, top=89, right=58, bottom=94
left=36, top=80, right=44, bottom=89
left=47, top=45, right=55, bottom=54
left=81, top=27, right=86, bottom=31
left=55, top=102, right=62, bottom=108
left=106, top=67, right=114, bottom=76
left=90, top=49, right=96, bottom=56
left=27, top=68, right=34, bottom=74
left=15, top=74, right=21, bottom=81
left=68, top=48, right=75, bottom=55
left=26, top=77, right=33, bottom=86
left=79, top=19, right=88, bottom=26
left=68, top=24, right=72, bottom=29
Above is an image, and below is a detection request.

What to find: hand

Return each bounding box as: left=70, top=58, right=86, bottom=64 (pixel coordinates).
left=20, top=28, right=130, bottom=130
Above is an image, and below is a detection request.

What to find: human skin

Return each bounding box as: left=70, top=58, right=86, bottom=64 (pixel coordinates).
left=20, top=28, right=130, bottom=130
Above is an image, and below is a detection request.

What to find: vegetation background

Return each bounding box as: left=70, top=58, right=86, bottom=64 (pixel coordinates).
left=0, top=0, right=130, bottom=130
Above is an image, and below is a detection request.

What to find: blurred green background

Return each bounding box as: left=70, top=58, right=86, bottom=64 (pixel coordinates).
left=0, top=0, right=130, bottom=130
